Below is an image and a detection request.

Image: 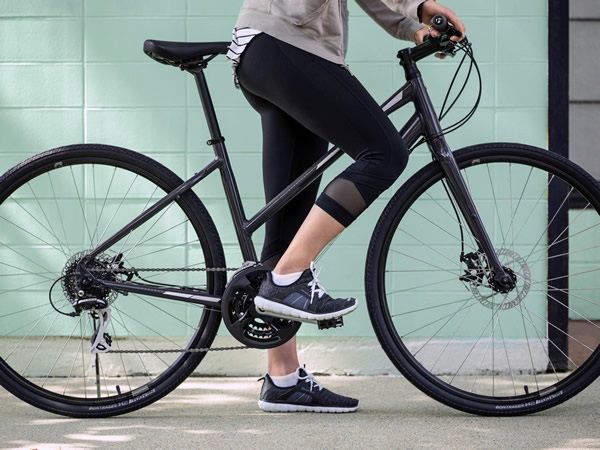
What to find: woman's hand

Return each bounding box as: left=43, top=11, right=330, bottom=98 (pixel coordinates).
left=414, top=27, right=430, bottom=45
left=416, top=0, right=466, bottom=42
left=414, top=1, right=465, bottom=58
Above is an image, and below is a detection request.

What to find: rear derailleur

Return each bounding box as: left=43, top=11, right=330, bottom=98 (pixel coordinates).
left=89, top=308, right=112, bottom=354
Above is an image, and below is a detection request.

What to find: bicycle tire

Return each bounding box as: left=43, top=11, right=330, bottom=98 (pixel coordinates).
left=366, top=143, right=600, bottom=416
left=0, top=144, right=226, bottom=417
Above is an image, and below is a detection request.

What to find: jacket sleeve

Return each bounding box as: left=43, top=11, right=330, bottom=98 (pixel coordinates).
left=355, top=0, right=424, bottom=42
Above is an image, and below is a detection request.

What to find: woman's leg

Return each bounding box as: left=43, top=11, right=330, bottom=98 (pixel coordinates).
left=240, top=87, right=328, bottom=268
left=240, top=86, right=329, bottom=375
left=236, top=34, right=365, bottom=413
left=273, top=205, right=344, bottom=274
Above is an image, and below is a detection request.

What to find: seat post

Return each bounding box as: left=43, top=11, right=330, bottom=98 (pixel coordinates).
left=190, top=67, right=223, bottom=148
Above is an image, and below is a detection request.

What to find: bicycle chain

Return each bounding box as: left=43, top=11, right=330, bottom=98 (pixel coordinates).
left=87, top=264, right=254, bottom=354
left=88, top=266, right=240, bottom=273
left=107, top=345, right=251, bottom=354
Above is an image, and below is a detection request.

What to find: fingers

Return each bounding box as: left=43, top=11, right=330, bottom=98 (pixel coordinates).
left=444, top=8, right=466, bottom=42
left=422, top=1, right=466, bottom=42
left=414, top=26, right=429, bottom=44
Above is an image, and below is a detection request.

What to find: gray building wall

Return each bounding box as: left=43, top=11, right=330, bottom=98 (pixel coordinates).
left=570, top=0, right=600, bottom=178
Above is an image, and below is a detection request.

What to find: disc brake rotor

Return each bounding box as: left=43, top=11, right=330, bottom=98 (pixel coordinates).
left=466, top=248, right=531, bottom=311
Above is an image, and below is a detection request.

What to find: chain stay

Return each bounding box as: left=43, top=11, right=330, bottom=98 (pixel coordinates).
left=88, top=264, right=249, bottom=353
left=86, top=262, right=254, bottom=353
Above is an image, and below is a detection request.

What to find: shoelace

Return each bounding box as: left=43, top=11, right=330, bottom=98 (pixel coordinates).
left=307, top=261, right=327, bottom=304
left=298, top=369, right=323, bottom=392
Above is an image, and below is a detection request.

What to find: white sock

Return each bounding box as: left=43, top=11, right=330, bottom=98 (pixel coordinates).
left=271, top=270, right=303, bottom=286
left=270, top=369, right=300, bottom=388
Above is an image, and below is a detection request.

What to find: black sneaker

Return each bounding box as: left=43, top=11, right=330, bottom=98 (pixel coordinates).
left=258, top=367, right=359, bottom=413
left=254, top=262, right=358, bottom=322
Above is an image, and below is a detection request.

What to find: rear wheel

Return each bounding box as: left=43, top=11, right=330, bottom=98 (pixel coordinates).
left=0, top=144, right=226, bottom=417
left=367, top=143, right=600, bottom=415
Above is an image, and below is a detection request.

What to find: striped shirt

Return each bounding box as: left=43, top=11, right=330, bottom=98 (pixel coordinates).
left=226, top=27, right=262, bottom=89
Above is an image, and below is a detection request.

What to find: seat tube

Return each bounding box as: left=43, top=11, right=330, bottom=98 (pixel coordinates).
left=191, top=68, right=258, bottom=262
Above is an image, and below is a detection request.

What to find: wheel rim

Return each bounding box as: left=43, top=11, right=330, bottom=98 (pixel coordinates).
left=379, top=149, right=600, bottom=403
left=0, top=152, right=219, bottom=403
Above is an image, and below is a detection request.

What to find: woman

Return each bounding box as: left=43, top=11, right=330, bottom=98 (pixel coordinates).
left=226, top=0, right=465, bottom=413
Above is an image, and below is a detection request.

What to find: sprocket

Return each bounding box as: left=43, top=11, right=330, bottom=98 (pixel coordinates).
left=61, top=251, right=119, bottom=306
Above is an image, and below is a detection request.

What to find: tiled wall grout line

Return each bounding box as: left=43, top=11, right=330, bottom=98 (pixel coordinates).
left=493, top=0, right=498, bottom=142
left=82, top=0, right=87, bottom=145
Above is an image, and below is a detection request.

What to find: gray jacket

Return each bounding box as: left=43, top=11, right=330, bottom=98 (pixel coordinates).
left=235, top=0, right=423, bottom=66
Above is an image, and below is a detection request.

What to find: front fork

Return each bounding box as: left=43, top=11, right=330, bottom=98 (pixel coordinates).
left=399, top=50, right=515, bottom=292
left=430, top=137, right=514, bottom=291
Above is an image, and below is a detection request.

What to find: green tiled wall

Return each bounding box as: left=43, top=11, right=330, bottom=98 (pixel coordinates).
left=0, top=1, right=548, bottom=337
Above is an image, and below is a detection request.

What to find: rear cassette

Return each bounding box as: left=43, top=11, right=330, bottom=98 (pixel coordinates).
left=221, top=264, right=301, bottom=349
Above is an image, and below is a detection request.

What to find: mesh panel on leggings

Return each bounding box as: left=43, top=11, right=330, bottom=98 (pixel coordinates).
left=322, top=178, right=367, bottom=219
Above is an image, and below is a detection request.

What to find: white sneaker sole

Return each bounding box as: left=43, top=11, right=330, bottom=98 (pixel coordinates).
left=253, top=296, right=357, bottom=322
left=258, top=400, right=359, bottom=413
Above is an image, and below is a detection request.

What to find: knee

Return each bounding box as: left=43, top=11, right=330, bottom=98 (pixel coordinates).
left=364, top=136, right=408, bottom=184
left=385, top=144, right=409, bottom=180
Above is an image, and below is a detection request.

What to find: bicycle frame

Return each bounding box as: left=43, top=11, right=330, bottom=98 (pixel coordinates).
left=83, top=41, right=513, bottom=307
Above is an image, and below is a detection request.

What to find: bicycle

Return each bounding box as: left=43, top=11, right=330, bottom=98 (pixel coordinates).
left=0, top=15, right=599, bottom=418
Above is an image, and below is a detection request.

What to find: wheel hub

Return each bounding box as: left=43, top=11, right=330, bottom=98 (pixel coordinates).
left=462, top=248, right=531, bottom=311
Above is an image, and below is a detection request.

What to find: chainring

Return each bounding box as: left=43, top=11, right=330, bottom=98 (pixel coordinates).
left=221, top=264, right=301, bottom=349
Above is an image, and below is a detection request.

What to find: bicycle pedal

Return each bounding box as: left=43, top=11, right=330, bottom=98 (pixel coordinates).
left=317, top=317, right=344, bottom=330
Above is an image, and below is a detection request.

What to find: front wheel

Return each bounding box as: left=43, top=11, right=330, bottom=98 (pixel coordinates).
left=366, top=143, right=600, bottom=415
left=0, top=144, right=226, bottom=417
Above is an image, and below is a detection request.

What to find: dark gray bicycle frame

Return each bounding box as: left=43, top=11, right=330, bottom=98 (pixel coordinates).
left=84, top=44, right=512, bottom=307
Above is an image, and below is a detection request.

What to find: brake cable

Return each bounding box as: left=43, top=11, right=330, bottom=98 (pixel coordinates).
left=409, top=39, right=482, bottom=152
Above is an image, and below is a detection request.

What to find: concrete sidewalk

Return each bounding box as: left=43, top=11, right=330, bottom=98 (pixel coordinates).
left=1, top=377, right=599, bottom=449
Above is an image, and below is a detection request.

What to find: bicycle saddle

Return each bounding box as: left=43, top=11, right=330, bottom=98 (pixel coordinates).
left=144, top=40, right=229, bottom=66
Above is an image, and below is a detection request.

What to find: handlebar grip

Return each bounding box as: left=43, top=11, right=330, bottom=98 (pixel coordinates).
left=430, top=14, right=463, bottom=39
left=431, top=14, right=448, bottom=33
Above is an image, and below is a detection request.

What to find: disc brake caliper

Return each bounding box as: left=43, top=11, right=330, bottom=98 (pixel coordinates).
left=459, top=252, right=487, bottom=287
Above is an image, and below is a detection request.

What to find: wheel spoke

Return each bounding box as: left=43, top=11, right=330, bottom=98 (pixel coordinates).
left=41, top=316, right=83, bottom=387
left=47, top=173, right=74, bottom=256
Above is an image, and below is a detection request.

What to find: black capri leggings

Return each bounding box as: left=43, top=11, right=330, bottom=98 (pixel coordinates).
left=236, top=34, right=409, bottom=265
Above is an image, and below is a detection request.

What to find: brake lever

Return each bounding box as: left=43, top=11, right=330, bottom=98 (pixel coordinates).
left=423, top=34, right=459, bottom=57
